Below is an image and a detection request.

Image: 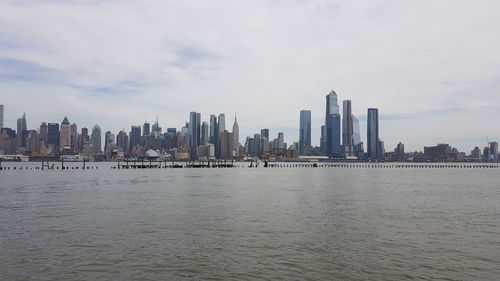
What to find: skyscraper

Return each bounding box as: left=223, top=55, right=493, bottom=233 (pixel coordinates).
left=260, top=129, right=269, bottom=140
left=39, top=122, right=48, bottom=146
left=0, top=104, right=4, bottom=128
left=188, top=112, right=201, bottom=159
left=367, top=108, right=379, bottom=160
left=71, top=123, right=78, bottom=152
left=143, top=122, right=150, bottom=136
left=79, top=127, right=89, bottom=152
left=233, top=116, right=239, bottom=156
left=91, top=125, right=102, bottom=155
left=59, top=117, right=71, bottom=151
left=220, top=130, right=234, bottom=160
left=116, top=130, right=129, bottom=153
left=490, top=141, right=499, bottom=160
left=201, top=121, right=209, bottom=145
left=352, top=115, right=363, bottom=155
left=299, top=110, right=311, bottom=155
left=215, top=114, right=225, bottom=158
left=352, top=116, right=361, bottom=146
left=325, top=90, right=341, bottom=156
left=218, top=114, right=226, bottom=133
left=320, top=125, right=326, bottom=153
left=104, top=131, right=114, bottom=152
left=129, top=125, right=141, bottom=151
left=209, top=115, right=217, bottom=144
left=47, top=123, right=60, bottom=148
left=342, top=100, right=354, bottom=156
left=17, top=113, right=27, bottom=149
left=277, top=132, right=285, bottom=150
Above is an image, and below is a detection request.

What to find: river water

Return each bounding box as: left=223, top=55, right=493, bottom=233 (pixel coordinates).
left=1, top=164, right=499, bottom=280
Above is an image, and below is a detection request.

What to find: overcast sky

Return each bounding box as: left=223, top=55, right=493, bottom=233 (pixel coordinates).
left=1, top=0, right=499, bottom=152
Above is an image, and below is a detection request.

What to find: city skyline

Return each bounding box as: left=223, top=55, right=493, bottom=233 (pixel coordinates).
left=0, top=95, right=497, bottom=156
left=1, top=1, right=500, bottom=151
left=1, top=93, right=499, bottom=162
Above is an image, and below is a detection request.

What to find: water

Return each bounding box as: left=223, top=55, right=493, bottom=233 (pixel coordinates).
left=1, top=164, right=499, bottom=280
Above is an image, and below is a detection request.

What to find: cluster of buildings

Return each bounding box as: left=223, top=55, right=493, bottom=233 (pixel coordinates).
left=0, top=92, right=499, bottom=162
left=298, top=90, right=384, bottom=160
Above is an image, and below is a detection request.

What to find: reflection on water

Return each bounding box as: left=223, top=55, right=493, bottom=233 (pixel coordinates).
left=1, top=164, right=499, bottom=280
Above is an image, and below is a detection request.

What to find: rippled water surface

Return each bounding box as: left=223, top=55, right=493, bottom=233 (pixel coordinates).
left=1, top=164, right=500, bottom=280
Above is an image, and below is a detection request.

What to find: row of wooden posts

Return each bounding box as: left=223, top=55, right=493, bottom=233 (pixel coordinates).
left=0, top=158, right=499, bottom=171
left=265, top=163, right=499, bottom=168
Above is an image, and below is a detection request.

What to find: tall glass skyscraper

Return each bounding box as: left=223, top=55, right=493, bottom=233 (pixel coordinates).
left=342, top=100, right=354, bottom=156
left=201, top=121, right=209, bottom=145
left=299, top=110, right=311, bottom=155
left=47, top=123, right=60, bottom=148
left=17, top=113, right=27, bottom=149
left=129, top=125, right=141, bottom=151
left=91, top=125, right=102, bottom=155
left=209, top=115, right=217, bottom=144
left=367, top=108, right=379, bottom=160
left=325, top=90, right=341, bottom=156
left=260, top=129, right=269, bottom=140
left=188, top=112, right=201, bottom=159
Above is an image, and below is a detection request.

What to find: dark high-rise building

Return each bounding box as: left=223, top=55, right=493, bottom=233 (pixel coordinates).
left=91, top=125, right=102, bottom=155
left=299, top=110, right=311, bottom=155
left=71, top=123, right=78, bottom=152
left=209, top=115, right=217, bottom=144
left=320, top=125, right=326, bottom=153
left=116, top=130, right=129, bottom=153
left=342, top=100, right=354, bottom=156
left=79, top=127, right=89, bottom=152
left=367, top=108, right=379, bottom=160
left=260, top=129, right=269, bottom=140
left=164, top=128, right=177, bottom=149
left=189, top=112, right=201, bottom=159
left=16, top=113, right=27, bottom=149
left=489, top=141, right=498, bottom=160
left=143, top=122, right=150, bottom=136
left=253, top=133, right=261, bottom=156
left=129, top=125, right=141, bottom=151
left=47, top=123, right=60, bottom=148
left=201, top=121, right=209, bottom=145
left=325, top=91, right=341, bottom=156
left=81, top=127, right=88, bottom=137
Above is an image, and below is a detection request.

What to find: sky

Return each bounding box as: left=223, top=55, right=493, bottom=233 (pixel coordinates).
left=1, top=0, right=500, bottom=152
